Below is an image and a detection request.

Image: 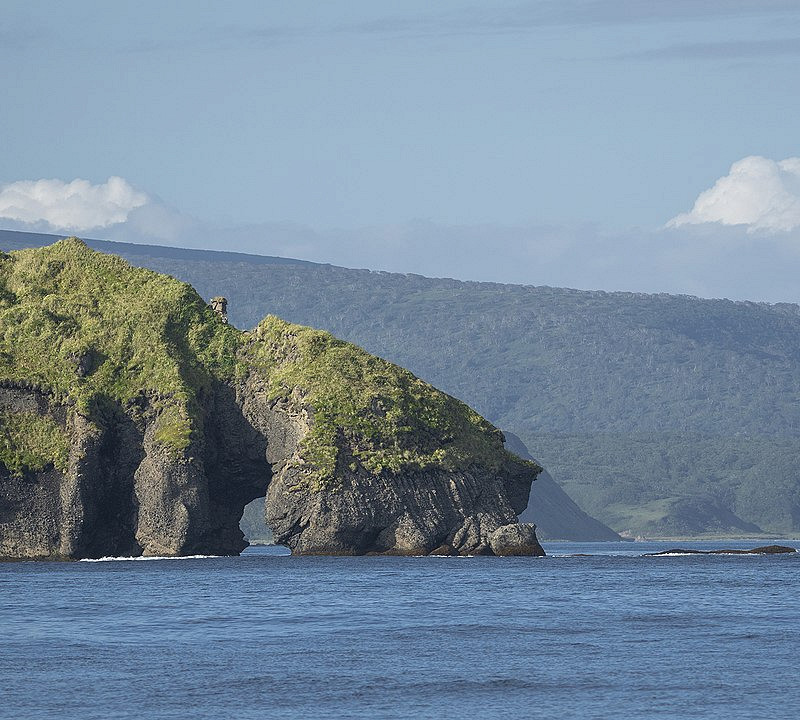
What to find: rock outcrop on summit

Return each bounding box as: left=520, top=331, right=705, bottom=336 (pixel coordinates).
left=0, top=239, right=543, bottom=559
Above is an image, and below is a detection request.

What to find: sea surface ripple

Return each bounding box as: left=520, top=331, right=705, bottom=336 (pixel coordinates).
left=2, top=540, right=799, bottom=719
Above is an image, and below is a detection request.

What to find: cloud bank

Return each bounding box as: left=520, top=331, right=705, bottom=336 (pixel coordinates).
left=669, top=156, right=800, bottom=232
left=0, top=177, right=148, bottom=233
left=3, top=173, right=800, bottom=304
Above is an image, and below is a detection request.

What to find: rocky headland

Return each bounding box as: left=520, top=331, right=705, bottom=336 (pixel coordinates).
left=0, top=239, right=544, bottom=559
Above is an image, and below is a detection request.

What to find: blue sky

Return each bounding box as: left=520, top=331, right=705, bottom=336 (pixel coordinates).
left=2, top=1, right=800, bottom=300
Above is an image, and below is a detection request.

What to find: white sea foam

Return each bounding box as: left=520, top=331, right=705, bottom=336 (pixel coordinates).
left=80, top=554, right=219, bottom=562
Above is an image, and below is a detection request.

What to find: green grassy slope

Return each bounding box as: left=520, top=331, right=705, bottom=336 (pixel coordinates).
left=242, top=314, right=528, bottom=490
left=0, top=238, right=240, bottom=460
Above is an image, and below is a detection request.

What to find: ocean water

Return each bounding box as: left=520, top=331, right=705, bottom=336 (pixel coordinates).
left=2, top=540, right=799, bottom=720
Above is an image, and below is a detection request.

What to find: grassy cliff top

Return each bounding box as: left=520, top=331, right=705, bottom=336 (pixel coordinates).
left=0, top=238, right=241, bottom=451
left=0, top=239, right=531, bottom=484
left=244, top=315, right=532, bottom=487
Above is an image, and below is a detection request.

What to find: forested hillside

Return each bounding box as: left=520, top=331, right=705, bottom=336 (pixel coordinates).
left=3, top=229, right=798, bottom=537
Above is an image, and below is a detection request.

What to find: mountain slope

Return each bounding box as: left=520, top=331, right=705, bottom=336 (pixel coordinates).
left=503, top=433, right=620, bottom=541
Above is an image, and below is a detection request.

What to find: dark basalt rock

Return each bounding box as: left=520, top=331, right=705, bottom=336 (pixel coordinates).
left=745, top=545, right=797, bottom=554
left=643, top=545, right=796, bottom=556
left=488, top=523, right=546, bottom=556
left=428, top=544, right=458, bottom=556
left=2, top=369, right=545, bottom=560
left=471, top=544, right=495, bottom=556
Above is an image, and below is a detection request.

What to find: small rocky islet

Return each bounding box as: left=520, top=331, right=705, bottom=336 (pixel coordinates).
left=0, top=239, right=544, bottom=560
left=643, top=545, right=797, bottom=556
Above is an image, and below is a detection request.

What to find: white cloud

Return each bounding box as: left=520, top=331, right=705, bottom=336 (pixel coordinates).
left=668, top=155, right=800, bottom=232
left=0, top=176, right=148, bottom=232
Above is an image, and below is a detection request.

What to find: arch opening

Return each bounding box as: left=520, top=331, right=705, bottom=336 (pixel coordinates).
left=239, top=496, right=274, bottom=546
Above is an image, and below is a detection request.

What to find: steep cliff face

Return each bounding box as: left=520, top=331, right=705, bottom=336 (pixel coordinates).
left=237, top=317, right=539, bottom=555
left=0, top=239, right=542, bottom=559
left=0, top=379, right=268, bottom=558
left=233, top=376, right=533, bottom=556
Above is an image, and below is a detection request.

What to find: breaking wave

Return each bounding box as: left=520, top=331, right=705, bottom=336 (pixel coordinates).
left=79, top=554, right=219, bottom=562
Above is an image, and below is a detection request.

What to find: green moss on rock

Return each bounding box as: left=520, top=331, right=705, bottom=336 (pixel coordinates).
left=0, top=237, right=242, bottom=453
left=244, top=315, right=532, bottom=489
left=153, top=408, right=193, bottom=454
left=0, top=410, right=69, bottom=477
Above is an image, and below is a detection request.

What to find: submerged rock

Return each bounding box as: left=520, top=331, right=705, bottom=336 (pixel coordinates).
left=0, top=240, right=543, bottom=559
left=643, top=545, right=796, bottom=556
left=428, top=544, right=458, bottom=556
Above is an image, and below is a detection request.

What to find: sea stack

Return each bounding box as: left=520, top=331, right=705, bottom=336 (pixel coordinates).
left=0, top=239, right=544, bottom=559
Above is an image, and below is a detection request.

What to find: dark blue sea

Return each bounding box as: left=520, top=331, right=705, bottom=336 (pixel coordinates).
left=2, top=539, right=799, bottom=720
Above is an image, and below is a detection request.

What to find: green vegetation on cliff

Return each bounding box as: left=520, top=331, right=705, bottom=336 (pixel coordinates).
left=0, top=238, right=525, bottom=486
left=0, top=411, right=69, bottom=477
left=0, top=238, right=241, bottom=455
left=245, top=315, right=528, bottom=488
